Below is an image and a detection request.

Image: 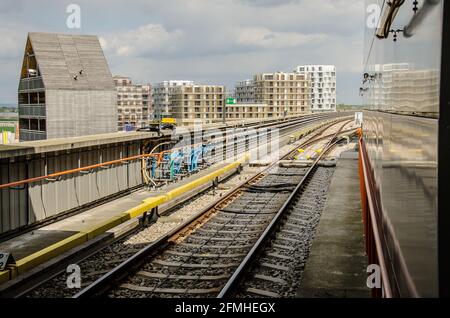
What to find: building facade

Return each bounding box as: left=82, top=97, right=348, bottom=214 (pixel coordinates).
left=170, top=85, right=225, bottom=126
left=152, top=80, right=193, bottom=120
left=226, top=103, right=272, bottom=120
left=253, top=72, right=311, bottom=117
left=235, top=79, right=255, bottom=103
left=114, top=76, right=152, bottom=131
left=18, top=32, right=117, bottom=141
left=294, top=65, right=336, bottom=112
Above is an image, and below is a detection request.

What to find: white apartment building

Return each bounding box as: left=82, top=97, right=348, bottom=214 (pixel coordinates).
left=152, top=80, right=194, bottom=119
left=294, top=65, right=336, bottom=112
left=235, top=79, right=255, bottom=103
left=114, top=76, right=152, bottom=131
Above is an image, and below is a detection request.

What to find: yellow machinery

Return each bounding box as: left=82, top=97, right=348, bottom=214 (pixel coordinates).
left=161, top=118, right=176, bottom=125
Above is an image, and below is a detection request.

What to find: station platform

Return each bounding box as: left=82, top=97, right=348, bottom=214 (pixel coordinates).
left=297, top=149, right=370, bottom=298
left=0, top=158, right=243, bottom=282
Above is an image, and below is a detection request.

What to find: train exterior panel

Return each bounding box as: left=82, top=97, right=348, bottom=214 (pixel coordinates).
left=362, top=0, right=446, bottom=297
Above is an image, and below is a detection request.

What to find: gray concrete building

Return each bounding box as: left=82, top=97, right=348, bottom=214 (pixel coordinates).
left=18, top=32, right=117, bottom=141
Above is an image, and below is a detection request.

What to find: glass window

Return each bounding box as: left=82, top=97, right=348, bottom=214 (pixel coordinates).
left=30, top=118, right=38, bottom=130
left=39, top=119, right=46, bottom=131
left=19, top=118, right=29, bottom=130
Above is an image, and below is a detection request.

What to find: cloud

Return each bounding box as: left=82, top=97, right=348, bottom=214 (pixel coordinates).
left=100, top=23, right=327, bottom=59
left=236, top=27, right=326, bottom=49
left=0, top=28, right=25, bottom=59
left=100, top=24, right=183, bottom=57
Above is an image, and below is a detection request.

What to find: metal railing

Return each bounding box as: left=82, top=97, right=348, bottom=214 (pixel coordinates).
left=19, top=130, right=46, bottom=141
left=18, top=104, right=46, bottom=117
left=18, top=77, right=44, bottom=91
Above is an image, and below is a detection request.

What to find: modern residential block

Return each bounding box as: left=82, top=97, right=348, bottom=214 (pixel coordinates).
left=235, top=79, right=255, bottom=103
left=253, top=72, right=311, bottom=117
left=294, top=65, right=336, bottom=112
left=152, top=80, right=193, bottom=120
left=170, top=84, right=225, bottom=126
left=226, top=103, right=271, bottom=120
left=18, top=32, right=117, bottom=141
left=114, top=76, right=152, bottom=131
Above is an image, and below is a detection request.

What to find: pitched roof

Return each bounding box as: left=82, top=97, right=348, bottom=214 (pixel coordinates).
left=26, top=32, right=114, bottom=91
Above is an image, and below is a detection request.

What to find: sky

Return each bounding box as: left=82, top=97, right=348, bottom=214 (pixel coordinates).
left=0, top=0, right=365, bottom=105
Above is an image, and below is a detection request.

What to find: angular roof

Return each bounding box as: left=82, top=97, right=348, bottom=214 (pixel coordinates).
left=22, top=32, right=114, bottom=91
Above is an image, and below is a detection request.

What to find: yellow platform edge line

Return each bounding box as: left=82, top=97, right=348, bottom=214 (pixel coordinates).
left=3, top=158, right=245, bottom=283
left=82, top=215, right=125, bottom=240
left=123, top=195, right=166, bottom=220
left=12, top=232, right=88, bottom=275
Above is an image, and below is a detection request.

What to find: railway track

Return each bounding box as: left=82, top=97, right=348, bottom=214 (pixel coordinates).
left=109, top=166, right=310, bottom=298
left=9, top=119, right=355, bottom=298
left=221, top=166, right=335, bottom=298
left=217, top=129, right=350, bottom=298
left=66, top=120, right=355, bottom=299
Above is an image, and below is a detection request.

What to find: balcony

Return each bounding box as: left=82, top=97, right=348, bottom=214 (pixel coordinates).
left=19, top=77, right=44, bottom=91
left=18, top=104, right=46, bottom=117
left=19, top=129, right=46, bottom=141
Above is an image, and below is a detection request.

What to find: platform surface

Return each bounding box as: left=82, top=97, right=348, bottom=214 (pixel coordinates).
left=297, top=150, right=370, bottom=298
left=0, top=161, right=232, bottom=260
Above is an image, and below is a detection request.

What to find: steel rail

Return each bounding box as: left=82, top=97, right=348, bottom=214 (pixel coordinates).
left=155, top=115, right=326, bottom=163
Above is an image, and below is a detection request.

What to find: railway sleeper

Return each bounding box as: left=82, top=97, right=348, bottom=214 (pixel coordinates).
left=245, top=287, right=281, bottom=298
left=253, top=274, right=289, bottom=286
left=196, top=227, right=263, bottom=235
left=152, top=259, right=239, bottom=269
left=179, top=242, right=254, bottom=250
left=164, top=250, right=246, bottom=258
left=136, top=271, right=230, bottom=281
left=119, top=284, right=221, bottom=295
left=187, top=234, right=256, bottom=242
